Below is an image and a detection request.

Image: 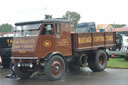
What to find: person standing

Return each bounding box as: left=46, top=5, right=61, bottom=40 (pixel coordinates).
left=9, top=61, right=16, bottom=78
left=0, top=56, right=2, bottom=68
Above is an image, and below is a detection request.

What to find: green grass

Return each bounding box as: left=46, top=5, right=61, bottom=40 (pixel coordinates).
left=107, top=58, right=128, bottom=69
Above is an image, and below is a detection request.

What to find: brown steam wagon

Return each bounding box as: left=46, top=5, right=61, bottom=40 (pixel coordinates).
left=11, top=19, right=116, bottom=80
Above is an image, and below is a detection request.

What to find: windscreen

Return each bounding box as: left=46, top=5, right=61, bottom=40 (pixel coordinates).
left=14, top=23, right=41, bottom=37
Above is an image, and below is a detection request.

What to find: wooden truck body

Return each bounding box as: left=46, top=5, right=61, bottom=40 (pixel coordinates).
left=11, top=19, right=116, bottom=80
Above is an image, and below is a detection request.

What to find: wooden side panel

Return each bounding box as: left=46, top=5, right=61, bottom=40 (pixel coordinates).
left=77, top=33, right=92, bottom=49
left=92, top=32, right=105, bottom=48
left=72, top=32, right=116, bottom=52
left=105, top=32, right=116, bottom=48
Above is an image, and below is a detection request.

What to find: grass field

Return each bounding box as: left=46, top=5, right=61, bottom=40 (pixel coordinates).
left=107, top=58, right=128, bottom=69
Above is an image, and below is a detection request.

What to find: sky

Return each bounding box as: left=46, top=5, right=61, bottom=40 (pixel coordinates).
left=0, top=0, right=128, bottom=26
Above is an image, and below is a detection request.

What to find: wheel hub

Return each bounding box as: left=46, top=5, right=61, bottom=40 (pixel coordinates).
left=55, top=65, right=59, bottom=71
left=99, top=55, right=105, bottom=66
left=51, top=61, right=62, bottom=75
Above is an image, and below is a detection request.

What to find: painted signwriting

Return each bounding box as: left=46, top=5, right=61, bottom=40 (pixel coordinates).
left=7, top=39, right=13, bottom=46
left=13, top=39, right=35, bottom=53
left=93, top=36, right=104, bottom=42
left=78, top=37, right=91, bottom=44
left=13, top=39, right=35, bottom=44
left=105, top=36, right=113, bottom=41
left=19, top=50, right=26, bottom=54
left=58, top=39, right=69, bottom=46
left=78, top=35, right=113, bottom=45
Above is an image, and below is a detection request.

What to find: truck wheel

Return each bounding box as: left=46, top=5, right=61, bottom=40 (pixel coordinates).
left=14, top=63, right=33, bottom=79
left=88, top=50, right=107, bottom=72
left=44, top=55, right=65, bottom=80
left=1, top=55, right=10, bottom=68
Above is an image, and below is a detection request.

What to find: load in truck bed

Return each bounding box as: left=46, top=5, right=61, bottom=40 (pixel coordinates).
left=72, top=32, right=116, bottom=52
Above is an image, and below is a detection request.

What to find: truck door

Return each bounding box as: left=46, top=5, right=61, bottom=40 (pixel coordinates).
left=55, top=23, right=72, bottom=56
left=39, top=24, right=56, bottom=58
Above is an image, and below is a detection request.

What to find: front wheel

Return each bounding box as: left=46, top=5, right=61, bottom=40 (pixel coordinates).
left=44, top=55, right=66, bottom=80
left=88, top=50, right=107, bottom=72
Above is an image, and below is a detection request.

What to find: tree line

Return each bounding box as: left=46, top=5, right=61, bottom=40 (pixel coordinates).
left=0, top=23, right=14, bottom=32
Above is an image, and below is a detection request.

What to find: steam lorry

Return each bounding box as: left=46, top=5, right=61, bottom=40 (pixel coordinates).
left=11, top=18, right=116, bottom=80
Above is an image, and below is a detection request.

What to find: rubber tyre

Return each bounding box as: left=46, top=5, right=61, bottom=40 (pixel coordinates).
left=14, top=63, right=33, bottom=79
left=44, top=55, right=65, bottom=80
left=88, top=50, right=107, bottom=72
left=1, top=55, right=11, bottom=68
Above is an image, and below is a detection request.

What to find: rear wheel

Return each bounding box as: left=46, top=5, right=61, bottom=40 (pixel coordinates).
left=88, top=50, right=107, bottom=72
left=14, top=63, right=33, bottom=79
left=44, top=55, right=65, bottom=80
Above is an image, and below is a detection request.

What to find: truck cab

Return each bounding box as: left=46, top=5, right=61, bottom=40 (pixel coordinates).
left=12, top=19, right=72, bottom=59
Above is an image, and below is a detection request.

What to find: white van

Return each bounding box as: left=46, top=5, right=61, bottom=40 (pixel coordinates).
left=107, top=34, right=128, bottom=60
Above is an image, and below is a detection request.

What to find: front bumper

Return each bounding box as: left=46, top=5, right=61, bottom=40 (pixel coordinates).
left=11, top=57, right=39, bottom=60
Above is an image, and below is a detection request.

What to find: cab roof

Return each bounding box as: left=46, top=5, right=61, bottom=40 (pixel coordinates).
left=15, top=19, right=71, bottom=26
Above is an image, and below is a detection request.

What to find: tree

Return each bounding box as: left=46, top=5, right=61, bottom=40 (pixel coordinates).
left=63, top=11, right=81, bottom=29
left=0, top=23, right=14, bottom=32
left=111, top=24, right=126, bottom=28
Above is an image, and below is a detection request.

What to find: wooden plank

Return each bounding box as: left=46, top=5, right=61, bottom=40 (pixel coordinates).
left=72, top=32, right=116, bottom=52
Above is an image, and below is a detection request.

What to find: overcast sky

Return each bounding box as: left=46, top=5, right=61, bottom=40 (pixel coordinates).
left=0, top=0, right=128, bottom=25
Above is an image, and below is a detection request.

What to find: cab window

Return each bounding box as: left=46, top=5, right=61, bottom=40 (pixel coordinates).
left=56, top=23, right=60, bottom=34
left=41, top=24, right=53, bottom=35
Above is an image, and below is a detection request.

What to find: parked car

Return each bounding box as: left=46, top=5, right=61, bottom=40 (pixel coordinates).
left=107, top=34, right=128, bottom=60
